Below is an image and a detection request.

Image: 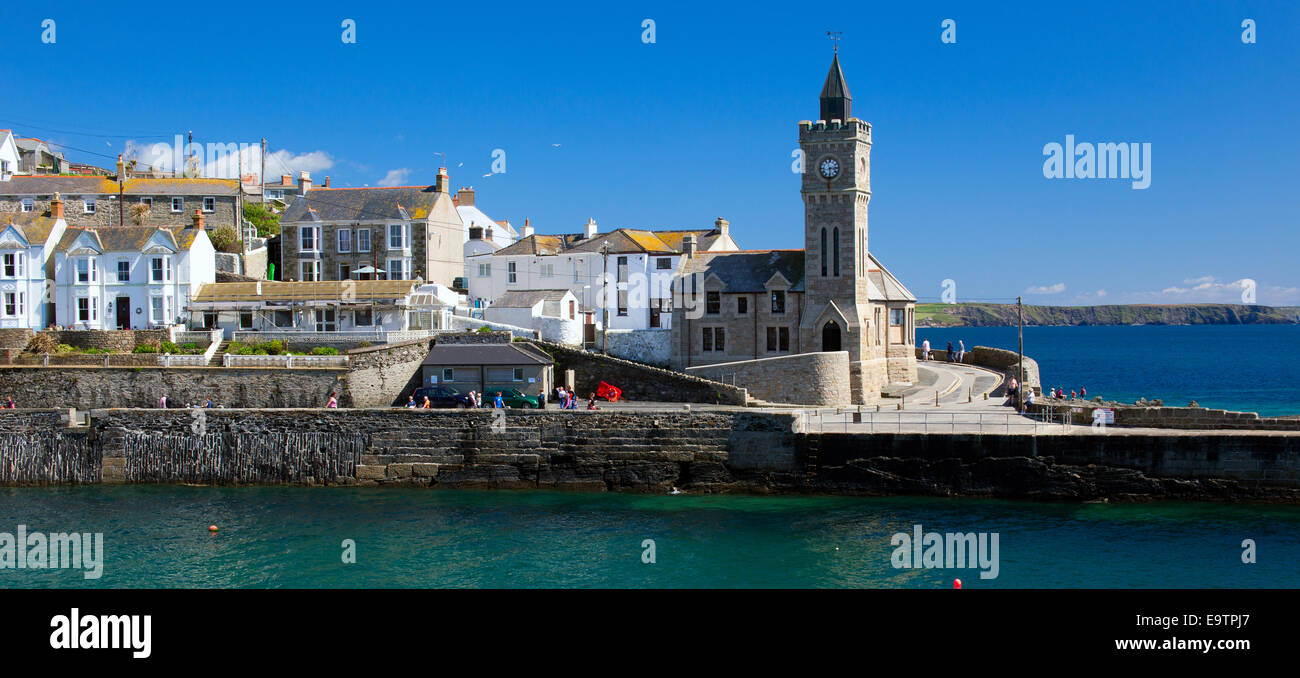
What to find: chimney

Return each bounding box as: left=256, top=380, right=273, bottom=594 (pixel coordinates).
left=714, top=217, right=729, bottom=238
left=192, top=209, right=205, bottom=231
left=299, top=171, right=312, bottom=193
left=522, top=218, right=534, bottom=238
left=435, top=167, right=450, bottom=193
left=683, top=234, right=698, bottom=259
left=455, top=186, right=475, bottom=206
left=51, top=192, right=64, bottom=220
left=323, top=176, right=330, bottom=188
left=281, top=174, right=292, bottom=186
left=468, top=224, right=483, bottom=240
left=583, top=218, right=598, bottom=240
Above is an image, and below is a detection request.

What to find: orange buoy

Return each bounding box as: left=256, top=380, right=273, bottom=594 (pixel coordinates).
left=953, top=578, right=962, bottom=589
left=208, top=525, right=219, bottom=532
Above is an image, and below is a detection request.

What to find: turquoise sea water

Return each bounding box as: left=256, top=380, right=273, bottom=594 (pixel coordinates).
left=917, top=325, right=1300, bottom=416
left=2, top=487, right=1296, bottom=588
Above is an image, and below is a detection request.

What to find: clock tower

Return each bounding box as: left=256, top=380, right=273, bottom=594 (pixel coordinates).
left=798, top=51, right=885, bottom=402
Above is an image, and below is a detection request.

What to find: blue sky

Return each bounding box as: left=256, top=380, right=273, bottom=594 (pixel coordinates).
left=2, top=1, right=1297, bottom=305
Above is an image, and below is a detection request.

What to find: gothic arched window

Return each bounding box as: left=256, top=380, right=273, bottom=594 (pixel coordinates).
left=832, top=227, right=840, bottom=276
left=820, top=228, right=827, bottom=277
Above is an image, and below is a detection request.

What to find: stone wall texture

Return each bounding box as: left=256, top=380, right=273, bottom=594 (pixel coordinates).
left=0, top=366, right=348, bottom=409
left=528, top=339, right=748, bottom=405
left=42, top=329, right=169, bottom=353
left=346, top=339, right=433, bottom=407
left=539, top=316, right=583, bottom=346
left=0, top=329, right=34, bottom=349
left=685, top=351, right=851, bottom=406
left=1031, top=400, right=1300, bottom=432
left=604, top=329, right=671, bottom=367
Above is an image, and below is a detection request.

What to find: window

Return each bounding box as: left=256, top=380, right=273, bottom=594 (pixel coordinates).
left=706, top=291, right=720, bottom=315
left=300, top=225, right=320, bottom=252
left=354, top=309, right=373, bottom=326
left=540, top=263, right=554, bottom=278
left=314, top=309, right=337, bottom=332
left=171, top=197, right=184, bottom=213
left=356, top=228, right=370, bottom=252
left=820, top=227, right=827, bottom=277
left=203, top=197, right=216, bottom=212
left=267, top=190, right=283, bottom=200
left=891, top=308, right=905, bottom=326
left=2, top=253, right=23, bottom=278
left=767, top=327, right=777, bottom=352
left=203, top=312, right=218, bottom=329
left=649, top=297, right=670, bottom=328
left=387, top=259, right=405, bottom=280
left=239, top=312, right=253, bottom=329
left=702, top=327, right=725, bottom=352
left=339, top=263, right=351, bottom=280
left=77, top=297, right=95, bottom=322
left=84, top=198, right=96, bottom=214
left=832, top=227, right=840, bottom=276
left=76, top=258, right=96, bottom=283
left=656, top=257, right=671, bottom=270
left=507, top=261, right=516, bottom=283
left=569, top=300, right=576, bottom=320
left=337, top=229, right=351, bottom=253
left=478, top=263, right=491, bottom=277
left=150, top=257, right=171, bottom=283
left=150, top=297, right=165, bottom=324
left=737, top=296, right=748, bottom=315
left=779, top=327, right=789, bottom=351
left=116, top=260, right=130, bottom=282
left=300, top=261, right=320, bottom=281
left=617, top=290, right=628, bottom=317
left=771, top=290, right=786, bottom=314
left=513, top=368, right=524, bottom=381
left=388, top=224, right=405, bottom=249
left=274, top=310, right=293, bottom=328
left=3, top=292, right=24, bottom=317
left=20, top=198, right=34, bottom=213
left=139, top=197, right=153, bottom=208
left=442, top=368, right=455, bottom=382
left=617, top=256, right=628, bottom=283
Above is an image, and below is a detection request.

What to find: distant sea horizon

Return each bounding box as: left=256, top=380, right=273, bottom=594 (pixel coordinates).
left=916, top=325, right=1300, bottom=416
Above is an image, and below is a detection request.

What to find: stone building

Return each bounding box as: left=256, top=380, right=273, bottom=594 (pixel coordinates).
left=0, top=174, right=242, bottom=231
left=278, top=168, right=463, bottom=286
left=669, top=52, right=917, bottom=404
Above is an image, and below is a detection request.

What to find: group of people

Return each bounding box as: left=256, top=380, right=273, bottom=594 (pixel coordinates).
left=919, top=338, right=966, bottom=363
left=552, top=386, right=598, bottom=410
left=156, top=395, right=218, bottom=409
left=1048, top=386, right=1086, bottom=400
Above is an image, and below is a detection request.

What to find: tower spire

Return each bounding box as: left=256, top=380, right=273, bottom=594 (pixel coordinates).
left=819, top=49, right=851, bottom=121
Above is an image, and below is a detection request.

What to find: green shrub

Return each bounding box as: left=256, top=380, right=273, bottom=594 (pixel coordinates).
left=263, top=340, right=285, bottom=355
left=310, top=346, right=339, bottom=356
left=477, top=326, right=493, bottom=333
left=209, top=226, right=242, bottom=254
left=55, top=343, right=77, bottom=353
left=132, top=344, right=158, bottom=353
left=253, top=349, right=269, bottom=355
left=357, top=341, right=371, bottom=348
left=84, top=348, right=108, bottom=355
left=181, top=342, right=200, bottom=352
left=160, top=341, right=180, bottom=354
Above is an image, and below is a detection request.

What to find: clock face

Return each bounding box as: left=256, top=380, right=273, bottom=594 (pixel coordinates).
left=818, top=157, right=840, bottom=180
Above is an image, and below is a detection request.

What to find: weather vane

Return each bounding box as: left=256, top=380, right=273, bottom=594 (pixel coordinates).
left=827, top=31, right=842, bottom=53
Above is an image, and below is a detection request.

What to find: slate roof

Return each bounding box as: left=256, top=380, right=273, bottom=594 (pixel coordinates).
left=1, top=212, right=60, bottom=245
left=865, top=253, right=916, bottom=302
left=0, top=176, right=239, bottom=196
left=820, top=53, right=852, bottom=101
left=677, top=250, right=806, bottom=293
left=494, top=227, right=722, bottom=257
left=422, top=343, right=553, bottom=367
left=281, top=186, right=446, bottom=223
left=55, top=226, right=179, bottom=253
left=490, top=289, right=572, bottom=308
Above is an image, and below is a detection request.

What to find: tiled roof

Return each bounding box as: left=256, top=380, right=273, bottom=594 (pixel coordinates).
left=281, top=186, right=446, bottom=222
left=490, top=289, right=572, bottom=308
left=0, top=212, right=60, bottom=245
left=421, top=343, right=552, bottom=367
left=677, top=250, right=806, bottom=293
left=0, top=176, right=239, bottom=196
left=193, top=279, right=419, bottom=303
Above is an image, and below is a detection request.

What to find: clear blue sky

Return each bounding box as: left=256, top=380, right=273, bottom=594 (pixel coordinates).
left=2, top=1, right=1296, bottom=305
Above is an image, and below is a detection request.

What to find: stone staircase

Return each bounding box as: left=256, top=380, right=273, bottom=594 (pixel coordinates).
left=207, top=340, right=231, bottom=367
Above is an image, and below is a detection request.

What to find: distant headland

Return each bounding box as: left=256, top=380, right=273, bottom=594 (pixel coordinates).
left=916, top=303, right=1300, bottom=327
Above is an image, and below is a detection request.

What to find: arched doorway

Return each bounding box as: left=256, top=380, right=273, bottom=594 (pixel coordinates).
left=822, top=321, right=841, bottom=352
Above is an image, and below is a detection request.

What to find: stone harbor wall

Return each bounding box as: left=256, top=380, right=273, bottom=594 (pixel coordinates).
left=346, top=339, right=432, bottom=408
left=527, top=339, right=748, bottom=405
left=0, top=367, right=348, bottom=409
left=1030, top=400, right=1300, bottom=432
left=918, top=345, right=1041, bottom=394
left=604, top=329, right=672, bottom=367
left=685, top=351, right=851, bottom=406
left=0, top=408, right=1298, bottom=501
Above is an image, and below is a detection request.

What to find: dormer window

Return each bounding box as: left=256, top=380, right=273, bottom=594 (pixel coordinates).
left=770, top=290, right=786, bottom=314
left=20, top=198, right=34, bottom=213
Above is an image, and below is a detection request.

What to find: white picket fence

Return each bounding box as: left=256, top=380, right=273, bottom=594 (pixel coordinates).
left=222, top=354, right=349, bottom=368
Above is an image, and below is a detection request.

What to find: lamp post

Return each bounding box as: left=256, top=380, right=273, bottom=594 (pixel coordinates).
left=600, top=241, right=610, bottom=353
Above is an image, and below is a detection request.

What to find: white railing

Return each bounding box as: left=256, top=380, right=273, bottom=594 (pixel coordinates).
left=222, top=353, right=349, bottom=368
left=232, top=329, right=436, bottom=345
left=157, top=331, right=223, bottom=367
left=794, top=408, right=1075, bottom=435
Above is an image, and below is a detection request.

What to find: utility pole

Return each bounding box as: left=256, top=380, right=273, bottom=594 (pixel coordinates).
left=1017, top=296, right=1024, bottom=412
left=600, top=241, right=610, bottom=353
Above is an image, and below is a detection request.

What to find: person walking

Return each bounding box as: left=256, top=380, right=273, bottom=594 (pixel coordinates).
left=537, top=389, right=547, bottom=409
left=158, top=394, right=168, bottom=409
left=587, top=393, right=599, bottom=410
left=493, top=392, right=505, bottom=409
left=945, top=341, right=954, bottom=363
left=957, top=340, right=965, bottom=363
left=921, top=338, right=931, bottom=361
left=326, top=392, right=339, bottom=408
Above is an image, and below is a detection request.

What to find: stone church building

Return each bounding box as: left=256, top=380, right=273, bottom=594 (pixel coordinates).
left=670, top=53, right=917, bottom=404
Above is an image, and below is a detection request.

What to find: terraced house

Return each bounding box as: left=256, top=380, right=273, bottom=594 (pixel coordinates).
left=0, top=174, right=241, bottom=231
left=278, top=168, right=463, bottom=286
left=0, top=206, right=69, bottom=329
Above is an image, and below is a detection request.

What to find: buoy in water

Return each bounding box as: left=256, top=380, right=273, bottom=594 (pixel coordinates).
left=208, top=525, right=219, bottom=532
left=953, top=578, right=962, bottom=589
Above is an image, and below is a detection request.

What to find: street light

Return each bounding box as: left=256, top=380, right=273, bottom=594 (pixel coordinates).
left=600, top=241, right=610, bottom=353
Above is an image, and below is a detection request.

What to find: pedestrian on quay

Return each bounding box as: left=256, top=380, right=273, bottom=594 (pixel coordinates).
left=203, top=397, right=213, bottom=408
left=556, top=386, right=567, bottom=409
left=957, top=340, right=965, bottom=363
left=1080, top=386, right=1087, bottom=398
left=538, top=389, right=547, bottom=409
left=946, top=341, right=954, bottom=362
left=422, top=395, right=432, bottom=409
left=405, top=395, right=416, bottom=408
left=326, top=392, right=339, bottom=408
left=587, top=393, right=599, bottom=410
left=921, top=338, right=931, bottom=361
left=493, top=392, right=505, bottom=409
left=158, top=394, right=168, bottom=409
left=4, top=396, right=15, bottom=409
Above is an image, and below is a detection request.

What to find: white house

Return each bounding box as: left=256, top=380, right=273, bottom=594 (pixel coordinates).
left=52, top=210, right=215, bottom=329
left=0, top=202, right=68, bottom=329
left=0, top=131, right=18, bottom=181
left=467, top=217, right=739, bottom=332
left=454, top=186, right=518, bottom=284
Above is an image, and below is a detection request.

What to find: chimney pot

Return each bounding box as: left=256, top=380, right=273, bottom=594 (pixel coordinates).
left=522, top=218, right=534, bottom=238
left=583, top=218, right=598, bottom=240
left=51, top=192, right=65, bottom=220
left=192, top=209, right=205, bottom=231
left=435, top=167, right=450, bottom=193
left=455, top=186, right=475, bottom=206
left=323, top=176, right=330, bottom=187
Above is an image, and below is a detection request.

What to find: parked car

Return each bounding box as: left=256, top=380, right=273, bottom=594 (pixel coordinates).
left=496, top=388, right=540, bottom=409
left=411, top=386, right=475, bottom=408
